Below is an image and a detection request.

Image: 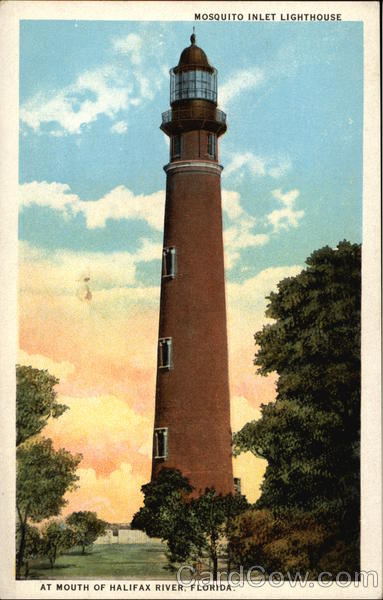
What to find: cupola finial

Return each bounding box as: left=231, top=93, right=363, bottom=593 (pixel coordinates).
left=190, top=27, right=196, bottom=45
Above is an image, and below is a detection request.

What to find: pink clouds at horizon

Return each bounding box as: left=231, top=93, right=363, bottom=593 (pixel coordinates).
left=18, top=243, right=299, bottom=521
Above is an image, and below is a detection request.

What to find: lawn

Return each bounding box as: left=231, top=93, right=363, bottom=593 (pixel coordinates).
left=28, top=542, right=174, bottom=579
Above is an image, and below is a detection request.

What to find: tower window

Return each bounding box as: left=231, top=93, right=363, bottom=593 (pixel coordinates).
left=154, top=427, right=168, bottom=459
left=207, top=133, right=217, bottom=159
left=172, top=135, right=182, bottom=159
left=234, top=477, right=242, bottom=495
left=158, top=337, right=173, bottom=369
left=162, top=247, right=177, bottom=279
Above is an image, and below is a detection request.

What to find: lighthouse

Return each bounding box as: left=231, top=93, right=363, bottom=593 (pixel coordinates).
left=151, top=32, right=234, bottom=496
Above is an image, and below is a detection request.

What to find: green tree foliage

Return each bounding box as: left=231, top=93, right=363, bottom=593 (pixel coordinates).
left=16, top=524, right=42, bottom=578
left=16, top=365, right=82, bottom=578
left=188, top=490, right=249, bottom=580
left=131, top=468, right=193, bottom=539
left=16, top=438, right=81, bottom=577
left=17, top=438, right=81, bottom=523
left=132, top=468, right=248, bottom=578
left=229, top=508, right=359, bottom=578
left=39, top=521, right=77, bottom=568
left=232, top=241, right=361, bottom=573
left=16, top=365, right=67, bottom=446
left=165, top=501, right=206, bottom=567
left=66, top=511, right=107, bottom=554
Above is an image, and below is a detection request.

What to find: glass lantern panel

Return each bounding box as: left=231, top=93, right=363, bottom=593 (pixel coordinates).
left=170, top=69, right=217, bottom=103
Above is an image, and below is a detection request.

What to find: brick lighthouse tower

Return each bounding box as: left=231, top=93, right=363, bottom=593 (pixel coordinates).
left=151, top=32, right=234, bottom=496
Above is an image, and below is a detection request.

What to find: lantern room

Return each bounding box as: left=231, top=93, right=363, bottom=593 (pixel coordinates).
left=161, top=32, right=226, bottom=138
left=170, top=68, right=217, bottom=103
left=170, top=32, right=217, bottom=104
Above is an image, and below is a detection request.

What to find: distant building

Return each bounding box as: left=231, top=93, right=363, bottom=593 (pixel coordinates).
left=95, top=523, right=160, bottom=545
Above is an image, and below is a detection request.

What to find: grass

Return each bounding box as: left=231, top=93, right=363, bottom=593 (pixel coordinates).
left=28, top=542, right=174, bottom=579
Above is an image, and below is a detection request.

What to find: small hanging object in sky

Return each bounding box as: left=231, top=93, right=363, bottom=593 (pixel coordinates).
left=76, top=273, right=92, bottom=303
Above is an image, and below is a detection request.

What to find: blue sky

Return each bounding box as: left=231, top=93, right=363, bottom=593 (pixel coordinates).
left=16, top=18, right=365, bottom=513
left=19, top=20, right=363, bottom=284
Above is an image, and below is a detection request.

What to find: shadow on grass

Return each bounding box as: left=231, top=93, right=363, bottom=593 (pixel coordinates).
left=28, top=564, right=77, bottom=579
left=35, top=563, right=77, bottom=570
left=28, top=543, right=170, bottom=579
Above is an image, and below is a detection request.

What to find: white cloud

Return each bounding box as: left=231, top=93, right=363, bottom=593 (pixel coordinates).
left=224, top=222, right=269, bottom=270
left=20, top=65, right=134, bottom=135
left=222, top=190, right=244, bottom=220
left=222, top=186, right=304, bottom=270
left=225, top=228, right=269, bottom=251
left=135, top=72, right=159, bottom=101
left=231, top=395, right=261, bottom=434
left=110, top=120, right=128, bottom=134
left=132, top=237, right=163, bottom=262
left=44, top=394, right=151, bottom=521
left=268, top=158, right=292, bottom=178
left=19, top=181, right=165, bottom=231
left=50, top=130, right=66, bottom=138
left=112, top=34, right=143, bottom=65
left=78, top=186, right=165, bottom=231
left=20, top=181, right=79, bottom=217
left=19, top=240, right=162, bottom=294
left=20, top=34, right=165, bottom=136
left=64, top=463, right=147, bottom=522
left=219, top=68, right=264, bottom=108
left=227, top=264, right=302, bottom=316
left=50, top=394, right=151, bottom=448
left=271, top=188, right=299, bottom=208
left=17, top=349, right=75, bottom=382
left=267, top=188, right=304, bottom=232
left=224, top=152, right=266, bottom=178
left=222, top=189, right=269, bottom=269
left=223, top=152, right=291, bottom=180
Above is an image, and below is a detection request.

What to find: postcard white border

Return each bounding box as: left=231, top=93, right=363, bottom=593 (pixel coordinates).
left=0, top=2, right=380, bottom=598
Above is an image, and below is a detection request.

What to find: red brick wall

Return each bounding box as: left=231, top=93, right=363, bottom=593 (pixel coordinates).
left=172, top=130, right=218, bottom=162
left=152, top=128, right=234, bottom=496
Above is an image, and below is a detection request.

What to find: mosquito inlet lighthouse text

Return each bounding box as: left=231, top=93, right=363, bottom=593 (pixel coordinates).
left=151, top=33, right=234, bottom=496
left=194, top=12, right=342, bottom=21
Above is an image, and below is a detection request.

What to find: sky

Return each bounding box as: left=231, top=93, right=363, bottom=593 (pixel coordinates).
left=18, top=19, right=363, bottom=522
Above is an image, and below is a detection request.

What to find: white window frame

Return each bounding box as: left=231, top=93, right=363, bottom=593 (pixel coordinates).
left=158, top=337, right=173, bottom=370
left=234, top=477, right=242, bottom=495
left=172, top=135, right=182, bottom=159
left=154, top=427, right=168, bottom=459
left=162, top=247, right=177, bottom=279
left=207, top=133, right=217, bottom=159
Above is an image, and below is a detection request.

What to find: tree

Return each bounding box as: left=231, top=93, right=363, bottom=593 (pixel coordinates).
left=132, top=468, right=248, bottom=578
left=16, top=365, right=67, bottom=446
left=131, top=468, right=193, bottom=539
left=16, top=438, right=81, bottom=577
left=66, top=511, right=107, bottom=554
left=233, top=241, right=361, bottom=572
left=16, top=524, right=42, bottom=578
left=229, top=507, right=359, bottom=578
left=228, top=508, right=327, bottom=576
left=164, top=500, right=206, bottom=568
left=40, top=521, right=77, bottom=568
left=190, top=490, right=248, bottom=580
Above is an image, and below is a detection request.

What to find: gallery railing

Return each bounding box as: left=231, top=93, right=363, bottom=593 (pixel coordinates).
left=161, top=107, right=226, bottom=125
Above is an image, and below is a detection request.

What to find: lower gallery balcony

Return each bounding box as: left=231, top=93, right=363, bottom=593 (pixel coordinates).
left=161, top=106, right=227, bottom=136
